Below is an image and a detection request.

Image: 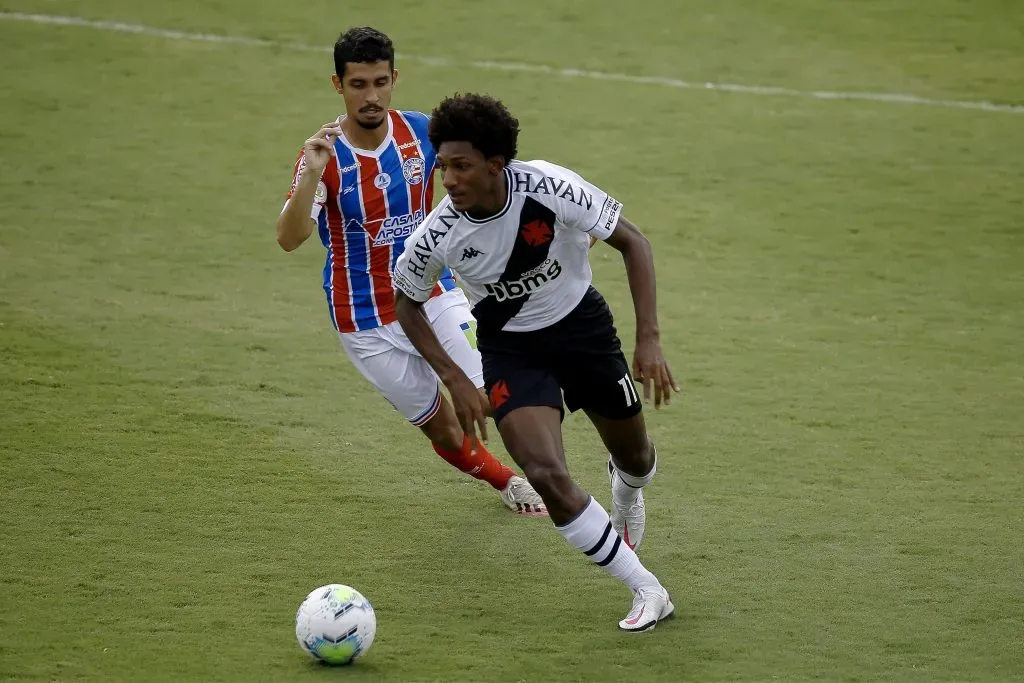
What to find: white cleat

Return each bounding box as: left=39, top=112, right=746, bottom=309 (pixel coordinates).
left=608, top=459, right=646, bottom=552
left=501, top=475, right=548, bottom=516
left=618, top=586, right=675, bottom=633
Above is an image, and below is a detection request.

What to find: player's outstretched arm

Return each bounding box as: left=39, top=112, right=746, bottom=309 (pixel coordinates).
left=603, top=216, right=681, bottom=408
left=394, top=291, right=490, bottom=452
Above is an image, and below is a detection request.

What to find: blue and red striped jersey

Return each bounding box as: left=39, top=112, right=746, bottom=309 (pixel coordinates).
left=286, top=109, right=456, bottom=333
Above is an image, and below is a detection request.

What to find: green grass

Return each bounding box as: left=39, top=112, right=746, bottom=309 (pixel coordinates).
left=1, top=1, right=1023, bottom=680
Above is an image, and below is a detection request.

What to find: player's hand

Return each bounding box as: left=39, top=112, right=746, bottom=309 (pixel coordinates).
left=302, top=122, right=343, bottom=174
left=446, top=373, right=489, bottom=455
left=633, top=336, right=681, bottom=409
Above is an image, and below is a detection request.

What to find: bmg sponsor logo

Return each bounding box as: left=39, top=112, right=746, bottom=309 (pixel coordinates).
left=484, top=259, right=563, bottom=302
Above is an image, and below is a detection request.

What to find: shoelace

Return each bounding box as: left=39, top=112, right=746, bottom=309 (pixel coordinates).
left=614, top=497, right=644, bottom=518
left=507, top=481, right=529, bottom=502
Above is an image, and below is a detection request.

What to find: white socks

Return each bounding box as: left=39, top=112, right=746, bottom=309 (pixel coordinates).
left=556, top=496, right=659, bottom=592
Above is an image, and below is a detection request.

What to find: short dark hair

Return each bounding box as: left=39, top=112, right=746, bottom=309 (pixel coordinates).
left=333, top=27, right=394, bottom=78
left=428, top=93, right=519, bottom=162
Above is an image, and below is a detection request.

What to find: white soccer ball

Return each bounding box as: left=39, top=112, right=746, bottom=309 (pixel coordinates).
left=295, top=584, right=376, bottom=665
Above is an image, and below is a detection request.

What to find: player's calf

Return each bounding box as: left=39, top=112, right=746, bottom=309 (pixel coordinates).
left=597, top=417, right=655, bottom=476
left=424, top=395, right=520, bottom=492
left=421, top=402, right=465, bottom=452
left=609, top=439, right=657, bottom=492
left=496, top=406, right=588, bottom=524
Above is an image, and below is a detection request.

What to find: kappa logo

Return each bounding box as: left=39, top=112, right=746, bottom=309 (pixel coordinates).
left=460, top=247, right=485, bottom=261
left=521, top=219, right=553, bottom=247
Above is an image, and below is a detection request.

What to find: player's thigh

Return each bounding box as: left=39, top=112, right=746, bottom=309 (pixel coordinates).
left=479, top=345, right=563, bottom=425
left=496, top=405, right=567, bottom=473
left=339, top=335, right=443, bottom=427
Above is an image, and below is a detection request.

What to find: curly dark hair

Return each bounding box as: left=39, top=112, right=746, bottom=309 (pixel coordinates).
left=428, top=93, right=519, bottom=162
left=334, top=27, right=394, bottom=78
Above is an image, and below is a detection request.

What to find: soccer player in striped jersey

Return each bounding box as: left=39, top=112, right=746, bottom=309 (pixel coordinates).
left=275, top=27, right=544, bottom=515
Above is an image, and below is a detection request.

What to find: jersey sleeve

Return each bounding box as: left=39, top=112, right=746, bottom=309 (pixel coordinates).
left=529, top=160, right=623, bottom=240
left=392, top=215, right=446, bottom=302
left=283, top=150, right=328, bottom=221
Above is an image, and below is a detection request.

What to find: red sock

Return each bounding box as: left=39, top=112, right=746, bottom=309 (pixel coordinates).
left=432, top=436, right=515, bottom=490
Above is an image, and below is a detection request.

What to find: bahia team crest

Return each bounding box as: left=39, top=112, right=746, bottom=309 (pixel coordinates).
left=402, top=156, right=425, bottom=185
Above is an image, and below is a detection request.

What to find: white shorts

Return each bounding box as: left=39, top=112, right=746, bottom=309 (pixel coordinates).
left=338, top=288, right=483, bottom=426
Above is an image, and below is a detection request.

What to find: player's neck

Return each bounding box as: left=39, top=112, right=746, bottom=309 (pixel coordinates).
left=340, top=115, right=389, bottom=152
left=466, top=172, right=509, bottom=220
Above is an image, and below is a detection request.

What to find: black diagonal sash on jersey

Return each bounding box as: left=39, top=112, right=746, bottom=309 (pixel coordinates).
left=472, top=197, right=557, bottom=333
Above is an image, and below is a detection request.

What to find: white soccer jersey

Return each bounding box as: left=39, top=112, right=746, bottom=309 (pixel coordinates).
left=392, top=159, right=623, bottom=332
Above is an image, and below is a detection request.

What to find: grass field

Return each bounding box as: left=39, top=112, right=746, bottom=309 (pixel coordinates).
left=1, top=1, right=1023, bottom=680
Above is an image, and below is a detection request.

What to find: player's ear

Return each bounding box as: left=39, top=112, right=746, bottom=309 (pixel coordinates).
left=331, top=74, right=343, bottom=94
left=391, top=69, right=399, bottom=87
left=486, top=155, right=505, bottom=176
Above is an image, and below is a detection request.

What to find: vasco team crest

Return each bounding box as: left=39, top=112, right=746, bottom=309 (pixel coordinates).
left=402, top=156, right=425, bottom=185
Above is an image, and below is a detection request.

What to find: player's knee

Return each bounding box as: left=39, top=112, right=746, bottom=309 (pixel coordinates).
left=521, top=458, right=573, bottom=502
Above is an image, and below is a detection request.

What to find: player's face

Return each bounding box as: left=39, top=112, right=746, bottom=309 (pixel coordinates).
left=437, top=141, right=505, bottom=214
left=332, top=61, right=397, bottom=129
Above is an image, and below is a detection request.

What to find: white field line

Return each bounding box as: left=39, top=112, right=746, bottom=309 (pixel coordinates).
left=3, top=11, right=1023, bottom=115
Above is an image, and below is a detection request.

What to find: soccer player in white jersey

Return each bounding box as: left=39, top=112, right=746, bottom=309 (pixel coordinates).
left=275, top=28, right=545, bottom=515
left=392, top=93, right=681, bottom=631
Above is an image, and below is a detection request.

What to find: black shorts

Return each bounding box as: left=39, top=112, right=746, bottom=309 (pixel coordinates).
left=478, top=287, right=643, bottom=424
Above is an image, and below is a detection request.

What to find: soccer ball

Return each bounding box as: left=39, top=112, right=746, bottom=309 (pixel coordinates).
left=295, top=584, right=376, bottom=665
